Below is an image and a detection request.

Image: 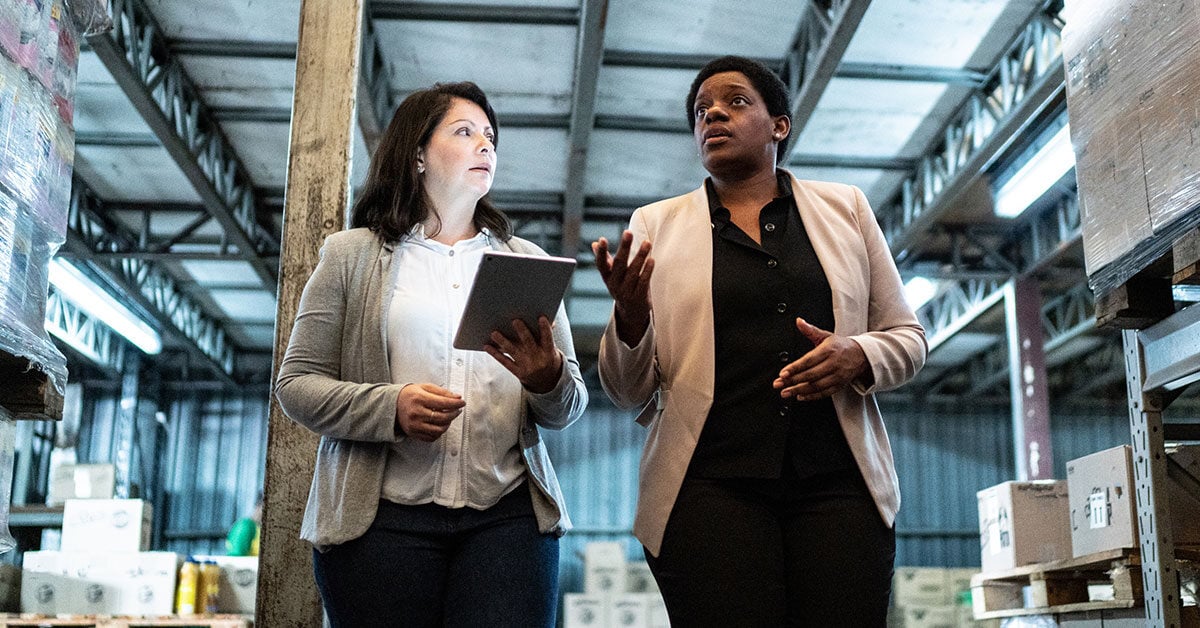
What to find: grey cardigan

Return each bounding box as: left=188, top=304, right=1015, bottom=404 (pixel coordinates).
left=275, top=227, right=588, bottom=549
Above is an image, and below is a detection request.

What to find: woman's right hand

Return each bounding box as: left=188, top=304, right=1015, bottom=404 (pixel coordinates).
left=593, top=230, right=654, bottom=346
left=395, top=383, right=466, bottom=442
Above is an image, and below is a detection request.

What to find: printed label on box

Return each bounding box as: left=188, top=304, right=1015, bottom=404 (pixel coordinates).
left=985, top=493, right=1001, bottom=555
left=1088, top=489, right=1110, bottom=529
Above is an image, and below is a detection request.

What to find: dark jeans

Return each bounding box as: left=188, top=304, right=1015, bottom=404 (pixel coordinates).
left=313, top=481, right=559, bottom=628
left=645, top=468, right=895, bottom=627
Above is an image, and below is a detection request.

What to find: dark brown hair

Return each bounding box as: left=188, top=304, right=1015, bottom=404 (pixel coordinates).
left=686, top=56, right=792, bottom=161
left=351, top=82, right=511, bottom=242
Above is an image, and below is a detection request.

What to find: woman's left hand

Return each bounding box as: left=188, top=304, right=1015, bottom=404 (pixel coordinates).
left=485, top=316, right=564, bottom=394
left=774, top=317, right=870, bottom=400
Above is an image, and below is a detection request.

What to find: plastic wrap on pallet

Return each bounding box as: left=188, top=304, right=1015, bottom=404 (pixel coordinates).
left=0, top=0, right=79, bottom=400
left=64, top=0, right=112, bottom=37
left=1062, top=0, right=1200, bottom=295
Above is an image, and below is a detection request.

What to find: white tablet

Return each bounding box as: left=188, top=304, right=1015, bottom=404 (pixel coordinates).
left=452, top=251, right=577, bottom=351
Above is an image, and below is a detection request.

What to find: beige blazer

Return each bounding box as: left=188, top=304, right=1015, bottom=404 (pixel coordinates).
left=598, top=172, right=927, bottom=557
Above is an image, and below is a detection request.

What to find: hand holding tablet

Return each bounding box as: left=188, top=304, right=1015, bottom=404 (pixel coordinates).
left=453, top=251, right=577, bottom=351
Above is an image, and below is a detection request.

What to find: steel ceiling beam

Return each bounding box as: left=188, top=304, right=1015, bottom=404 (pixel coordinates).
left=878, top=9, right=1065, bottom=259
left=560, top=0, right=609, bottom=258
left=76, top=132, right=161, bottom=148
left=63, top=177, right=238, bottom=381
left=371, top=2, right=579, bottom=25
left=602, top=49, right=781, bottom=70
left=779, top=0, right=873, bottom=162
left=211, top=107, right=292, bottom=124
left=169, top=39, right=296, bottom=59
left=835, top=62, right=987, bottom=86
left=357, top=10, right=391, bottom=154
left=44, top=288, right=127, bottom=375
left=87, top=0, right=279, bottom=291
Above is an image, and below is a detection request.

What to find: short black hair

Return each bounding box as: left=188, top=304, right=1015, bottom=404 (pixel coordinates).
left=686, top=56, right=792, bottom=161
left=351, top=82, right=511, bottom=243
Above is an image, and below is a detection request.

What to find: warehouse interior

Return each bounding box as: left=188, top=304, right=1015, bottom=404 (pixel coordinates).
left=2, top=0, right=1200, bottom=625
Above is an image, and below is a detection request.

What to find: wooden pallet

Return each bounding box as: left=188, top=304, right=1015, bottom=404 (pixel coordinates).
left=0, top=350, right=64, bottom=421
left=1094, top=224, right=1200, bottom=330
left=970, top=548, right=1143, bottom=619
left=0, top=615, right=250, bottom=628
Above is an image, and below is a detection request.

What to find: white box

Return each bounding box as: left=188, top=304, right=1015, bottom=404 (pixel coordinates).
left=47, top=463, right=115, bottom=505
left=563, top=593, right=609, bottom=628
left=610, top=593, right=650, bottom=628
left=61, top=498, right=152, bottom=552
left=625, top=561, right=657, bottom=593
left=893, top=567, right=951, bottom=606
left=977, top=481, right=1071, bottom=573
left=195, top=555, right=258, bottom=613
left=583, top=541, right=626, bottom=595
left=20, top=551, right=178, bottom=615
left=899, top=605, right=958, bottom=628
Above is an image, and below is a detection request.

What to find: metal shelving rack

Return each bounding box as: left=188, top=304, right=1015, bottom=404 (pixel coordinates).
left=1121, top=302, right=1200, bottom=627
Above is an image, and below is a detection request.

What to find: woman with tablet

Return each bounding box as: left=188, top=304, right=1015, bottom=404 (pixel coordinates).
left=593, top=56, right=928, bottom=625
left=275, top=82, right=587, bottom=627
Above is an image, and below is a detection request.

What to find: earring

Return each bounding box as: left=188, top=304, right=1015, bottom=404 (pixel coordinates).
left=773, top=134, right=782, bottom=140
left=417, top=165, right=425, bottom=174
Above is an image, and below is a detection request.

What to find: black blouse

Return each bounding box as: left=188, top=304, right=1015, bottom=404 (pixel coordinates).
left=688, top=172, right=856, bottom=480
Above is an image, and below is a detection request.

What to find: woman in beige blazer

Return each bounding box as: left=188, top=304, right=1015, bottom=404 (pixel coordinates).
left=594, top=56, right=927, bottom=626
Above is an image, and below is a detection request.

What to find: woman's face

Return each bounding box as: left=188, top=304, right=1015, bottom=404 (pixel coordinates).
left=419, top=97, right=497, bottom=205
left=692, top=71, right=788, bottom=177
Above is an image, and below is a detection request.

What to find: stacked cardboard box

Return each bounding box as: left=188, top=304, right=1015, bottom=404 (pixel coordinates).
left=1062, top=0, right=1200, bottom=288
left=1067, top=445, right=1200, bottom=557
left=563, top=541, right=668, bottom=628
left=976, top=481, right=1072, bottom=573
left=193, top=554, right=258, bottom=615
left=889, top=567, right=998, bottom=628
left=21, top=498, right=178, bottom=615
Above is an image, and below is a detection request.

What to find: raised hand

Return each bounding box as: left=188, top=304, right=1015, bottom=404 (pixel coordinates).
left=396, top=383, right=466, bottom=442
left=592, top=230, right=654, bottom=345
left=773, top=317, right=870, bottom=400
left=485, top=316, right=564, bottom=394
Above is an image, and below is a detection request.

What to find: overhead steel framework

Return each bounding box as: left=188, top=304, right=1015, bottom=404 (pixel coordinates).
left=778, top=0, right=872, bottom=162
left=60, top=178, right=237, bottom=381
left=880, top=6, right=1065, bottom=258
left=560, top=0, right=608, bottom=258
left=87, top=0, right=279, bottom=291
left=44, top=287, right=127, bottom=376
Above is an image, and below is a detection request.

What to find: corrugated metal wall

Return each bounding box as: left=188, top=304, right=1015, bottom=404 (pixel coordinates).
left=542, top=395, right=643, bottom=593
left=67, top=376, right=1156, bottom=576
left=159, top=384, right=269, bottom=557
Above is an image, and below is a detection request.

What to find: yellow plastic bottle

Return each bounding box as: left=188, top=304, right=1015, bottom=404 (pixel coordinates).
left=200, top=560, right=221, bottom=614
left=175, top=558, right=199, bottom=615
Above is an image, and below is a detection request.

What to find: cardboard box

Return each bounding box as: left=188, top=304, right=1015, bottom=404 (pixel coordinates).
left=899, top=605, right=958, bottom=628
left=894, top=568, right=952, bottom=606
left=0, top=563, right=20, bottom=612
left=21, top=551, right=179, bottom=615
left=977, top=481, right=1071, bottom=573
left=61, top=498, right=152, bottom=552
left=46, top=463, right=115, bottom=505
left=1068, top=445, right=1200, bottom=557
left=195, top=555, right=257, bottom=614
left=563, top=593, right=609, bottom=628
left=625, top=561, right=657, bottom=593
left=583, top=541, right=626, bottom=595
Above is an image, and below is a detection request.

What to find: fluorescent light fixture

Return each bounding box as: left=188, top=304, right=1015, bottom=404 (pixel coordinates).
left=994, top=123, right=1075, bottom=218
left=903, top=276, right=938, bottom=310
left=48, top=258, right=162, bottom=354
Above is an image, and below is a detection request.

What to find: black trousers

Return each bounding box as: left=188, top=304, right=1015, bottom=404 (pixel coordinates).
left=645, top=468, right=895, bottom=627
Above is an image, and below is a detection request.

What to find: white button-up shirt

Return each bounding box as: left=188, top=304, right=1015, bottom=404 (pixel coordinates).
left=381, top=227, right=526, bottom=509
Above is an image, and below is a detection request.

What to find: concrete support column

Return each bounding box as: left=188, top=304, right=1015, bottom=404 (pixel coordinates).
left=1004, top=277, right=1053, bottom=480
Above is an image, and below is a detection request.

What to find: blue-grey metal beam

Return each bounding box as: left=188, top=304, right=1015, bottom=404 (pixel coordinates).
left=560, top=0, right=608, bottom=257
left=44, top=288, right=127, bottom=374
left=371, top=2, right=579, bottom=25
left=63, top=177, right=237, bottom=381
left=880, top=9, right=1065, bottom=259
left=779, top=0, right=873, bottom=161
left=86, top=0, right=278, bottom=290
left=169, top=39, right=296, bottom=59
left=835, top=62, right=987, bottom=86
left=211, top=106, right=292, bottom=124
